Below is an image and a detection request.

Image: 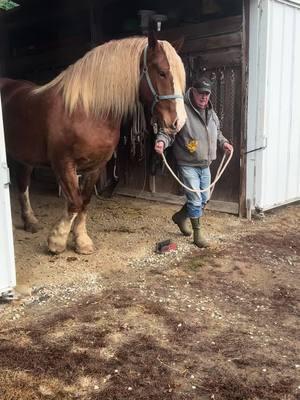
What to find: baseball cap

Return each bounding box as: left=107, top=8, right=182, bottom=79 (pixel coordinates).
left=192, top=77, right=213, bottom=94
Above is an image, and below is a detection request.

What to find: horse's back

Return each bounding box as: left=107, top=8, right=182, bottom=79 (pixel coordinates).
left=0, top=78, right=37, bottom=103
left=1, top=78, right=50, bottom=165
left=0, top=77, right=16, bottom=90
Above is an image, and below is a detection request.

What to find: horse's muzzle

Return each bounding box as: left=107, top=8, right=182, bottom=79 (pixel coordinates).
left=151, top=117, right=179, bottom=136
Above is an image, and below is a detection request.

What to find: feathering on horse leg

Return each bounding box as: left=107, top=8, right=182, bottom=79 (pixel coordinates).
left=73, top=210, right=94, bottom=254
left=72, top=168, right=102, bottom=255
left=48, top=207, right=78, bottom=254
left=15, top=163, right=39, bottom=233
left=48, top=166, right=82, bottom=254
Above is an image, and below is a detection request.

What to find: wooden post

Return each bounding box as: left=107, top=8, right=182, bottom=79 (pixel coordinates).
left=239, top=0, right=250, bottom=218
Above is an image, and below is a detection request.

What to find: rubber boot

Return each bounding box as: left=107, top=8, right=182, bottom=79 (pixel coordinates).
left=172, top=204, right=192, bottom=236
left=190, top=217, right=209, bottom=248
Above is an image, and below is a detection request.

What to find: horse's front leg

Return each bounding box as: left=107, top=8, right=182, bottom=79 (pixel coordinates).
left=48, top=161, right=83, bottom=254
left=72, top=167, right=103, bottom=254
left=15, top=162, right=39, bottom=233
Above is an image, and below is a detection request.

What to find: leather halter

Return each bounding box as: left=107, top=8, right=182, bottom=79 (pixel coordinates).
left=140, top=45, right=183, bottom=115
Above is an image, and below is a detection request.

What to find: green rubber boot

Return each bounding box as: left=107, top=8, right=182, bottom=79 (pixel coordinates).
left=172, top=204, right=192, bottom=236
left=190, top=217, right=209, bottom=248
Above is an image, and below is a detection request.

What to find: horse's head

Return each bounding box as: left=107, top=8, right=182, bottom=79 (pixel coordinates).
left=139, top=32, right=187, bottom=136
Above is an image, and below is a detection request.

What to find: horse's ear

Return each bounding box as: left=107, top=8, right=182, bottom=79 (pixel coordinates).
left=171, top=36, right=185, bottom=53
left=148, top=29, right=158, bottom=49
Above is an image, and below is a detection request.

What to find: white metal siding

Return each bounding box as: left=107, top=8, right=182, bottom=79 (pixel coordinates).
left=247, top=0, right=300, bottom=211
left=0, top=97, right=16, bottom=294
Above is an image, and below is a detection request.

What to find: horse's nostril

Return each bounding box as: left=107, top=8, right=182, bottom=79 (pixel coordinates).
left=172, top=118, right=178, bottom=130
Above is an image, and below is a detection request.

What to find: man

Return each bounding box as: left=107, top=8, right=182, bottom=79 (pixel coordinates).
left=154, top=77, right=233, bottom=248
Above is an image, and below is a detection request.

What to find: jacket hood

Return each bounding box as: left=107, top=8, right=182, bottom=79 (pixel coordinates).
left=185, top=87, right=213, bottom=112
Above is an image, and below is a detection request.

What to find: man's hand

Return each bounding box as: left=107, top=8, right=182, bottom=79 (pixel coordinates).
left=223, top=142, right=233, bottom=155
left=154, top=140, right=165, bottom=155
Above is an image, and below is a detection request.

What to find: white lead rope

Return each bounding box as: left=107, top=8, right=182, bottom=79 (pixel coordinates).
left=161, top=149, right=233, bottom=198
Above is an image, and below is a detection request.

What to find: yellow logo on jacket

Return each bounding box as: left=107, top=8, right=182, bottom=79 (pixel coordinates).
left=186, top=140, right=198, bottom=153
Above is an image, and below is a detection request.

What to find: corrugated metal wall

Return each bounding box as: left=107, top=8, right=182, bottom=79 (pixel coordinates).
left=247, top=0, right=300, bottom=211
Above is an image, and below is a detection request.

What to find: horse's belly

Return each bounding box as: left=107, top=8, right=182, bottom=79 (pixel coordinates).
left=2, top=93, right=49, bottom=165
left=5, top=126, right=48, bottom=165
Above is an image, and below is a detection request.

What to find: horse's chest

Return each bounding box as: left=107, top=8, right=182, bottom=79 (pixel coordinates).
left=72, top=123, right=120, bottom=165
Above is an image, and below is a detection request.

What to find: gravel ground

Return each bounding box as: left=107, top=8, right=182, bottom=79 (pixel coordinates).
left=0, top=191, right=299, bottom=400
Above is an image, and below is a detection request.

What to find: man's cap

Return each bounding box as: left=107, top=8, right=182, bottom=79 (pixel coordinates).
left=192, top=77, right=213, bottom=94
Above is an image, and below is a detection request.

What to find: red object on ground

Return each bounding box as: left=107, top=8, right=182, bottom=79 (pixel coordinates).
left=155, top=240, right=177, bottom=254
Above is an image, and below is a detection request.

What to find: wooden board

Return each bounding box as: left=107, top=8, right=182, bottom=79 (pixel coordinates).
left=116, top=187, right=239, bottom=215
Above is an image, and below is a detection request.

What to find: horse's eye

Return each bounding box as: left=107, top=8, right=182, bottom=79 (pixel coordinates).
left=159, top=71, right=166, bottom=78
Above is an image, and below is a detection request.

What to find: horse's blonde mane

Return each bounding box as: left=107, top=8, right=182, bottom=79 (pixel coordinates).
left=34, top=37, right=186, bottom=120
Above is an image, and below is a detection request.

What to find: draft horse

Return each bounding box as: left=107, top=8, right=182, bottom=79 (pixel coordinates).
left=0, top=32, right=186, bottom=254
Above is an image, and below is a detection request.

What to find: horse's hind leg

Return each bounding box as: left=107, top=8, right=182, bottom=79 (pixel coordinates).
left=48, top=161, right=82, bottom=254
left=72, top=168, right=102, bottom=254
left=15, top=162, right=39, bottom=233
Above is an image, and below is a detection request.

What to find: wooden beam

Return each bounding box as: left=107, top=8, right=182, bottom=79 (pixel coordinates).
left=115, top=188, right=239, bottom=215
left=181, top=32, right=242, bottom=54
left=160, top=16, right=243, bottom=43
left=239, top=0, right=249, bottom=218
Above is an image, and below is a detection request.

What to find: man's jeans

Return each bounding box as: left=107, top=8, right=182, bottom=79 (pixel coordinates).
left=177, top=165, right=211, bottom=218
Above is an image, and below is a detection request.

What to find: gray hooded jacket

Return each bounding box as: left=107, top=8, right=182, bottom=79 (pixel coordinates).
left=156, top=88, right=228, bottom=167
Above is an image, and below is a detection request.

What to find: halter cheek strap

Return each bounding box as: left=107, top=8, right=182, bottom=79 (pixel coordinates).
left=140, top=45, right=183, bottom=115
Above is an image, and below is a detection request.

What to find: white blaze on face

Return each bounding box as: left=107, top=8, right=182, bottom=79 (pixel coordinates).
left=171, top=60, right=187, bottom=132
left=175, top=96, right=187, bottom=132
left=161, top=40, right=187, bottom=132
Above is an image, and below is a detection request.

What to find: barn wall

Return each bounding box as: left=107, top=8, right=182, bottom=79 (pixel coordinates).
left=0, top=3, right=92, bottom=82
left=247, top=0, right=300, bottom=211
left=1, top=2, right=244, bottom=215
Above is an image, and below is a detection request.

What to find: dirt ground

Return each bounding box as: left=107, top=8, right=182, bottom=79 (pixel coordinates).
left=0, top=186, right=299, bottom=400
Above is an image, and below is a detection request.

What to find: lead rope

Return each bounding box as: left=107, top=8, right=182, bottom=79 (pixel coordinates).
left=161, top=149, right=233, bottom=198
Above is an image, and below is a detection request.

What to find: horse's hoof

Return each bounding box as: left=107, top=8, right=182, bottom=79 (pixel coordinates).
left=74, top=235, right=95, bottom=255
left=75, top=243, right=95, bottom=255
left=24, top=222, right=40, bottom=233
left=47, top=237, right=66, bottom=254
